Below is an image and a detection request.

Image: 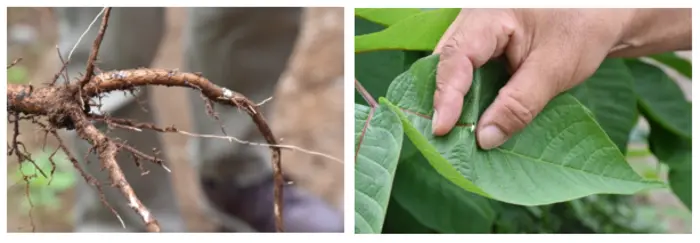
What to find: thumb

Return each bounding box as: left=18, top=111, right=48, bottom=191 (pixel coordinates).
left=432, top=19, right=509, bottom=136
left=475, top=57, right=562, bottom=150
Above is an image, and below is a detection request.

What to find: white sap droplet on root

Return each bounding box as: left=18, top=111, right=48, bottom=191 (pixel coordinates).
left=221, top=88, right=233, bottom=98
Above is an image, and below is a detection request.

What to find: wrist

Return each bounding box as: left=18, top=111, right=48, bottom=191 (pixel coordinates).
left=608, top=9, right=640, bottom=55
left=609, top=8, right=691, bottom=57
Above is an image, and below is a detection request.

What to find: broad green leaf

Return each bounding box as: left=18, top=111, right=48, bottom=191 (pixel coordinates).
left=384, top=101, right=488, bottom=197
left=648, top=52, right=692, bottom=80
left=386, top=54, right=664, bottom=206
left=355, top=8, right=460, bottom=53
left=355, top=15, right=385, bottom=36
left=354, top=16, right=431, bottom=106
left=402, top=51, right=431, bottom=70
left=627, top=60, right=692, bottom=210
left=390, top=144, right=496, bottom=233
left=354, top=101, right=404, bottom=234
left=568, top=58, right=638, bottom=153
left=646, top=119, right=692, bottom=168
left=644, top=115, right=692, bottom=210
left=627, top=59, right=692, bottom=139
left=355, top=8, right=423, bottom=26
left=382, top=198, right=437, bottom=233
left=355, top=17, right=409, bottom=106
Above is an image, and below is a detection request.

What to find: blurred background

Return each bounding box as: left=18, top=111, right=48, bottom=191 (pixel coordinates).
left=6, top=7, right=344, bottom=232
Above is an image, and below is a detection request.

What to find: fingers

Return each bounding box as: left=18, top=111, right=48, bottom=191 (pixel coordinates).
left=432, top=45, right=474, bottom=136
left=432, top=13, right=509, bottom=136
left=475, top=56, right=562, bottom=149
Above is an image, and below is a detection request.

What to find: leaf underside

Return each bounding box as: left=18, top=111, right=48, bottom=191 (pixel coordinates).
left=385, top=54, right=664, bottom=206
left=354, top=102, right=404, bottom=233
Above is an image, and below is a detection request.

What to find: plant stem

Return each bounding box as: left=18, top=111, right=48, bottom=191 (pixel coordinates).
left=355, top=79, right=378, bottom=107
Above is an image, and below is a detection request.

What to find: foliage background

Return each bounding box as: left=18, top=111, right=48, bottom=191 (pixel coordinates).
left=354, top=8, right=691, bottom=234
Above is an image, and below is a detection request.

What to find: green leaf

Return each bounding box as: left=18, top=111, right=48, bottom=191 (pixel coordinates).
left=354, top=101, right=404, bottom=234
left=355, top=17, right=409, bottom=106
left=568, top=58, right=638, bottom=153
left=644, top=115, right=692, bottom=210
left=385, top=54, right=664, bottom=206
left=648, top=52, right=692, bottom=80
left=391, top=150, right=496, bottom=233
left=627, top=59, right=692, bottom=139
left=355, top=8, right=460, bottom=53
left=355, top=8, right=423, bottom=26
left=356, top=51, right=415, bottom=106
left=384, top=100, right=489, bottom=198
left=382, top=198, right=437, bottom=233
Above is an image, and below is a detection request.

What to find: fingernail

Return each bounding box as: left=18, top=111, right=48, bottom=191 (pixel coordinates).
left=432, top=110, right=439, bottom=134
left=477, top=125, right=507, bottom=150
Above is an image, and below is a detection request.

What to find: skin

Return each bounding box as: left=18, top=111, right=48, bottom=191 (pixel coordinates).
left=432, top=8, right=692, bottom=149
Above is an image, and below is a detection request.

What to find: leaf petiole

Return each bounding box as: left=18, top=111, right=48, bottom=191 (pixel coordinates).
left=355, top=79, right=378, bottom=107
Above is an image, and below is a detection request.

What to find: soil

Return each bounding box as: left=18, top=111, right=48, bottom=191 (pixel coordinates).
left=6, top=7, right=345, bottom=232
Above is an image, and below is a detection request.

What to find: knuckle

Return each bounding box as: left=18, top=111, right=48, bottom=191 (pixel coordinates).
left=440, top=38, right=462, bottom=58
left=442, top=29, right=492, bottom=66
left=496, top=88, right=535, bottom=132
left=447, top=31, right=480, bottom=56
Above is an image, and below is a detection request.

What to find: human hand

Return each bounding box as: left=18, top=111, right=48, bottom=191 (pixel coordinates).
left=431, top=8, right=691, bottom=150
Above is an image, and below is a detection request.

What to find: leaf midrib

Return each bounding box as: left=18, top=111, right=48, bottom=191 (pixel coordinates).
left=397, top=104, right=654, bottom=184
left=355, top=107, right=376, bottom=162
left=398, top=107, right=475, bottom=127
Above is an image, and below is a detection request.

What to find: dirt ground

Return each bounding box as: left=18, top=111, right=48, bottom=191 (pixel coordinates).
left=6, top=7, right=345, bottom=232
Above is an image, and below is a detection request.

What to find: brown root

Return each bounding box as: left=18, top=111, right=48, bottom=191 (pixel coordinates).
left=7, top=7, right=286, bottom=232
left=7, top=67, right=286, bottom=232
